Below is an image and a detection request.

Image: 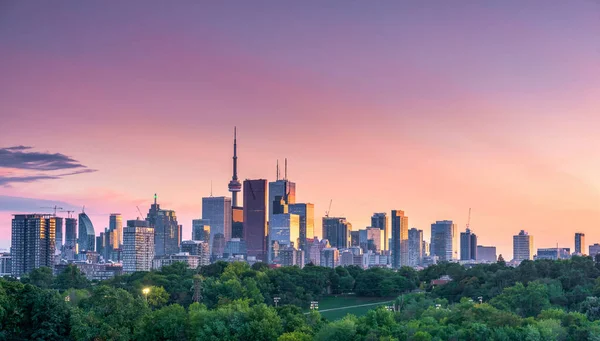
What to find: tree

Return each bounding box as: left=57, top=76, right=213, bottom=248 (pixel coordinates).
left=137, top=304, right=188, bottom=340
left=55, top=264, right=90, bottom=290
left=22, top=266, right=54, bottom=289
left=278, top=331, right=312, bottom=341
left=497, top=254, right=506, bottom=266
left=314, top=316, right=357, bottom=341
left=147, top=286, right=170, bottom=308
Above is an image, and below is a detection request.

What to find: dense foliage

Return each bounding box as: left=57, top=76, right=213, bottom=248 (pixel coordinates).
left=2, top=257, right=600, bottom=340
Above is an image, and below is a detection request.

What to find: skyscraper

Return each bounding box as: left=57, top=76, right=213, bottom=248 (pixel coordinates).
left=243, top=179, right=268, bottom=262
left=228, top=128, right=244, bottom=240
left=54, top=217, right=63, bottom=254
left=123, top=219, right=154, bottom=273
left=408, top=228, right=423, bottom=267
left=154, top=209, right=181, bottom=256
left=64, top=217, right=77, bottom=260
left=269, top=213, right=300, bottom=263
left=11, top=214, right=56, bottom=277
left=109, top=213, right=123, bottom=248
left=460, top=228, right=477, bottom=261
left=268, top=160, right=296, bottom=222
left=322, top=217, right=352, bottom=249
left=391, top=210, right=409, bottom=268
left=513, top=230, right=534, bottom=262
left=288, top=203, right=314, bottom=254
left=477, top=246, right=497, bottom=262
left=202, top=196, right=232, bottom=258
left=371, top=213, right=389, bottom=251
left=192, top=219, right=210, bottom=243
left=78, top=211, right=95, bottom=252
left=366, top=227, right=383, bottom=253
left=430, top=220, right=457, bottom=262
left=575, top=233, right=585, bottom=255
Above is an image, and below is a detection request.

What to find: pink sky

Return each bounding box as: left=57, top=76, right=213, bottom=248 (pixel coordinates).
left=1, top=1, right=599, bottom=258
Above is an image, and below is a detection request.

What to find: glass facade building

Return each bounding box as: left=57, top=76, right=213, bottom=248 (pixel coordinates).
left=288, top=203, right=314, bottom=254
left=11, top=214, right=56, bottom=277
left=391, top=210, right=409, bottom=268
left=123, top=220, right=154, bottom=273
left=78, top=212, right=95, bottom=252
left=323, top=217, right=352, bottom=250
left=430, top=220, right=457, bottom=262
left=371, top=213, right=389, bottom=251
left=243, top=179, right=268, bottom=262
left=202, top=196, right=232, bottom=258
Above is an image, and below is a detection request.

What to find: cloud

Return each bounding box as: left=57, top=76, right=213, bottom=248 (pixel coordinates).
left=0, top=146, right=97, bottom=186
left=0, top=195, right=79, bottom=212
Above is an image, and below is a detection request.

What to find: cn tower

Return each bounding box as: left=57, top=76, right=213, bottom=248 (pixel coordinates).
left=228, top=127, right=242, bottom=206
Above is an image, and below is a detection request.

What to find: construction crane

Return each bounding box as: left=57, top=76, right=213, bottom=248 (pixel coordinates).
left=466, top=208, right=472, bottom=230
left=136, top=206, right=145, bottom=220
left=40, top=205, right=63, bottom=216
left=60, top=210, right=75, bottom=219
left=325, top=199, right=332, bottom=218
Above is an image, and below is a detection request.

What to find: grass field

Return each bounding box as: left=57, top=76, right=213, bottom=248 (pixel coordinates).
left=310, top=295, right=395, bottom=320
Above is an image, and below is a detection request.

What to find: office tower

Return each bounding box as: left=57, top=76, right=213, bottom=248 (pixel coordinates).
left=589, top=244, right=600, bottom=257
left=232, top=208, right=244, bottom=239
left=202, top=196, right=232, bottom=258
left=269, top=213, right=300, bottom=264
left=192, top=219, right=211, bottom=243
left=391, top=210, right=409, bottom=268
left=307, top=238, right=330, bottom=266
left=323, top=217, right=352, bottom=249
left=288, top=203, right=314, bottom=255
left=476, top=246, right=497, bottom=262
left=575, top=233, right=585, bottom=255
left=350, top=231, right=360, bottom=247
left=109, top=214, right=123, bottom=248
left=54, top=217, right=63, bottom=254
left=78, top=211, right=95, bottom=252
left=513, top=230, right=534, bottom=262
left=430, top=220, right=458, bottom=262
left=268, top=159, right=296, bottom=222
left=223, top=238, right=248, bottom=259
left=422, top=240, right=430, bottom=257
left=320, top=248, right=339, bottom=268
left=358, top=229, right=369, bottom=252
left=371, top=213, right=389, bottom=251
left=460, top=228, right=477, bottom=261
left=11, top=214, right=56, bottom=277
left=64, top=218, right=77, bottom=260
left=154, top=209, right=180, bottom=256
left=180, top=240, right=210, bottom=266
left=366, top=227, right=383, bottom=253
left=408, top=228, right=423, bottom=267
left=123, top=219, right=154, bottom=273
left=96, top=233, right=105, bottom=258
left=243, top=179, right=268, bottom=261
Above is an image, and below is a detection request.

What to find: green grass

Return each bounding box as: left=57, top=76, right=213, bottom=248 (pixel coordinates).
left=311, top=295, right=395, bottom=320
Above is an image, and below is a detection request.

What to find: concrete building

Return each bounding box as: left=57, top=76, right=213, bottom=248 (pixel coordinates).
left=460, top=228, right=477, bottom=261
left=153, top=252, right=201, bottom=270
left=154, top=209, right=181, bottom=256
left=180, top=240, right=210, bottom=266
left=323, top=217, right=352, bottom=249
left=575, top=233, right=585, bottom=255
left=590, top=244, right=600, bottom=257
left=109, top=213, right=123, bottom=248
left=366, top=227, right=383, bottom=253
left=123, top=220, right=154, bottom=273
left=11, top=214, right=56, bottom=277
left=362, top=252, right=391, bottom=268
left=307, top=237, right=330, bottom=266
left=243, top=179, right=268, bottom=262
left=202, top=196, right=232, bottom=258
left=54, top=217, right=63, bottom=255
left=391, top=210, right=409, bottom=268
left=223, top=238, right=247, bottom=259
left=269, top=213, right=300, bottom=264
left=476, top=245, right=497, bottom=262
left=192, top=219, right=211, bottom=243
left=320, top=247, right=339, bottom=268
left=64, top=218, right=77, bottom=260
left=371, top=213, right=389, bottom=251
left=350, top=231, right=360, bottom=247
left=54, top=262, right=123, bottom=281
left=536, top=247, right=570, bottom=260
left=288, top=203, right=314, bottom=256
left=78, top=211, right=95, bottom=253
left=0, top=253, right=12, bottom=276
left=430, top=220, right=458, bottom=262
left=408, top=228, right=423, bottom=267
left=268, top=162, right=296, bottom=222
left=513, top=230, right=534, bottom=262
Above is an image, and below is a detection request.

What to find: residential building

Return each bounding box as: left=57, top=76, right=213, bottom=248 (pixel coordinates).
left=202, top=196, right=232, bottom=258
left=366, top=227, right=383, bottom=253
left=307, top=237, right=330, bottom=266
left=320, top=247, right=339, bottom=268
left=11, top=214, right=56, bottom=277
left=54, top=217, right=63, bottom=255
left=64, top=218, right=77, bottom=260
left=109, top=213, right=123, bottom=248
left=391, top=210, right=409, bottom=268
left=408, top=228, right=423, bottom=267
left=476, top=245, right=497, bottom=262
left=123, top=219, right=154, bottom=273
left=243, top=179, right=268, bottom=262
left=513, top=230, right=534, bottom=262
left=0, top=253, right=12, bottom=276
left=323, top=217, right=352, bottom=249
left=78, top=211, right=95, bottom=253
left=153, top=252, right=201, bottom=270
left=575, top=233, right=585, bottom=255
left=460, top=228, right=477, bottom=261
left=430, top=220, right=458, bottom=262
left=590, top=244, right=600, bottom=257
left=180, top=240, right=210, bottom=266
left=54, top=262, right=123, bottom=281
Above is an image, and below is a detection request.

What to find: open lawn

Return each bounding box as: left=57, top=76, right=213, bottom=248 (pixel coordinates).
left=309, top=295, right=395, bottom=320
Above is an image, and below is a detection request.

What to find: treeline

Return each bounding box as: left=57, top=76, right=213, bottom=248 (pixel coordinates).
left=2, top=257, right=600, bottom=340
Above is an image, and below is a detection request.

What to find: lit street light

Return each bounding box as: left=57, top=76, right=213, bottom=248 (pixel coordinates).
left=142, top=287, right=150, bottom=302
left=310, top=301, right=319, bottom=310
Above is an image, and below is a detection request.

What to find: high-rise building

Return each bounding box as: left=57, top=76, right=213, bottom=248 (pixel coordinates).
left=269, top=213, right=300, bottom=264
left=232, top=207, right=244, bottom=239
left=371, top=213, right=389, bottom=251
left=589, top=244, right=600, bottom=257
left=154, top=209, right=180, bottom=256
left=391, top=210, right=409, bottom=268
left=513, top=230, right=534, bottom=262
left=109, top=214, right=123, bottom=248
left=320, top=247, right=339, bottom=268
left=64, top=218, right=77, bottom=260
left=223, top=238, right=247, bottom=259
left=228, top=127, right=242, bottom=208
left=477, top=245, right=497, bottom=262
left=322, top=217, right=352, bottom=249
left=11, top=214, right=56, bottom=277
left=307, top=237, right=330, bottom=266
left=192, top=219, right=211, bottom=243
left=202, top=196, right=232, bottom=258
left=54, top=217, right=63, bottom=254
left=366, top=227, right=383, bottom=253
left=180, top=240, right=210, bottom=266
left=288, top=203, right=314, bottom=255
left=123, top=219, right=154, bottom=273
left=575, top=233, right=585, bottom=255
left=78, top=211, right=95, bottom=253
left=0, top=253, right=11, bottom=277
left=243, top=179, right=268, bottom=262
left=408, top=228, right=423, bottom=267
left=350, top=231, right=360, bottom=247
left=460, top=228, right=477, bottom=261
left=268, top=160, right=296, bottom=222
left=430, top=220, right=457, bottom=262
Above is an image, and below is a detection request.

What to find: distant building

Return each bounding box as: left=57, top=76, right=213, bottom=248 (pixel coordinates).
left=243, top=179, right=268, bottom=262
left=202, top=196, right=232, bottom=258
left=278, top=246, right=303, bottom=267
left=0, top=253, right=12, bottom=276
left=307, top=238, right=330, bottom=265
left=366, top=227, right=383, bottom=253
left=460, top=228, right=477, bottom=261
left=223, top=238, right=247, bottom=259
left=11, top=214, right=57, bottom=277
left=288, top=203, right=314, bottom=257
left=153, top=252, right=201, bottom=270
left=590, top=244, right=600, bottom=257
left=192, top=219, right=211, bottom=243
left=323, top=217, right=352, bottom=249
left=268, top=172, right=296, bottom=223
left=513, top=230, right=534, bottom=262
left=109, top=214, right=123, bottom=248
left=476, top=245, right=497, bottom=262
left=269, top=214, right=300, bottom=264
left=180, top=240, right=210, bottom=266
left=78, top=212, right=95, bottom=253
left=232, top=207, right=244, bottom=239
left=371, top=213, right=389, bottom=251
left=154, top=209, right=181, bottom=256
left=350, top=231, right=360, bottom=247
left=54, top=217, right=63, bottom=255
left=430, top=220, right=457, bottom=262
left=320, top=247, right=339, bottom=268
left=54, top=262, right=123, bottom=281
left=408, top=228, right=423, bottom=267
left=391, top=210, right=409, bottom=268
left=362, top=252, right=390, bottom=268
left=64, top=218, right=77, bottom=260
left=431, top=275, right=453, bottom=286
left=536, top=247, right=570, bottom=260
left=123, top=220, right=154, bottom=273
left=575, top=233, right=585, bottom=255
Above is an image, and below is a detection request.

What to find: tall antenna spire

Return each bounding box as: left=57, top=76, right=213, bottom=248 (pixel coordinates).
left=211, top=181, right=213, bottom=197
left=154, top=193, right=157, bottom=205
left=228, top=127, right=241, bottom=206
left=285, top=158, right=288, bottom=180
left=277, top=160, right=280, bottom=181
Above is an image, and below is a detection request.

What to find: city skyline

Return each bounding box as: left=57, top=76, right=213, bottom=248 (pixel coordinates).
left=1, top=1, right=600, bottom=259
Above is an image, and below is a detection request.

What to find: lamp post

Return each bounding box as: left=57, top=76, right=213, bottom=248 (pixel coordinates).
left=142, top=287, right=150, bottom=302
left=310, top=301, right=319, bottom=310
left=273, top=297, right=281, bottom=307
left=478, top=296, right=483, bottom=304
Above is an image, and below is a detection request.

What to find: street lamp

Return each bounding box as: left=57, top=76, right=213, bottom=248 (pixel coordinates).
left=478, top=296, right=483, bottom=304
left=310, top=301, right=319, bottom=310
left=273, top=297, right=281, bottom=307
left=142, top=287, right=150, bottom=302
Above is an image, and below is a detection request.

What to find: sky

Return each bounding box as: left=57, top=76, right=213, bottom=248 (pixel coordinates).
left=0, top=1, right=599, bottom=258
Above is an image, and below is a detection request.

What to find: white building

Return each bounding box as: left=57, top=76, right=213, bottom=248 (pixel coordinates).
left=123, top=220, right=154, bottom=273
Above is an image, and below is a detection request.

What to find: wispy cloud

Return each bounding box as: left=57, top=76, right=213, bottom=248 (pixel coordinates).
left=0, top=195, right=79, bottom=212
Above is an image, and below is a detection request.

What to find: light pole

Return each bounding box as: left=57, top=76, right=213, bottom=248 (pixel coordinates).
left=478, top=296, right=483, bottom=304
left=273, top=297, right=281, bottom=307
left=142, top=287, right=150, bottom=302
left=310, top=301, right=319, bottom=310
